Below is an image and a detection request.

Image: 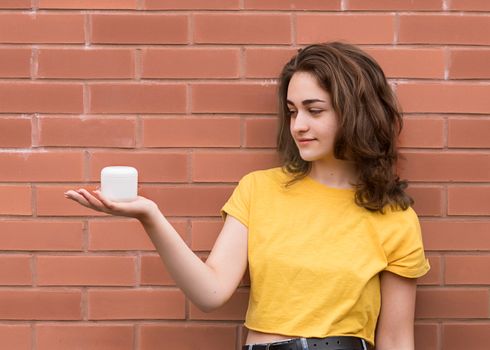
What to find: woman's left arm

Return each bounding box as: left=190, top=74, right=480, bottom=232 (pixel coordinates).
left=374, top=271, right=418, bottom=350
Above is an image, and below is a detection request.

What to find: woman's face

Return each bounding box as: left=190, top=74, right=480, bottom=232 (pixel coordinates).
left=287, top=71, right=339, bottom=162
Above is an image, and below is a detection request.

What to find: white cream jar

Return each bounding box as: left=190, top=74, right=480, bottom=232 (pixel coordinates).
left=101, top=166, right=138, bottom=202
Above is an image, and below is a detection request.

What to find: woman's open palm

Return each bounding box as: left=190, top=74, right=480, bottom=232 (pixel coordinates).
left=64, top=189, right=157, bottom=221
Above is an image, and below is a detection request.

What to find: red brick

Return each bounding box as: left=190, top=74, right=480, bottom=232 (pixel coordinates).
left=245, top=47, right=296, bottom=78
left=443, top=324, right=490, bottom=350
left=91, top=14, right=187, bottom=44
left=0, top=48, right=31, bottom=78
left=397, top=82, right=490, bottom=114
left=140, top=254, right=175, bottom=286
left=37, top=324, right=133, bottom=350
left=448, top=118, right=490, bottom=148
left=297, top=14, right=394, bottom=44
left=192, top=83, right=276, bottom=114
left=0, top=185, right=31, bottom=215
left=190, top=289, right=248, bottom=320
left=38, top=48, right=134, bottom=79
left=406, top=186, right=444, bottom=217
left=0, top=116, right=31, bottom=147
left=399, top=151, right=490, bottom=182
left=39, top=0, right=137, bottom=9
left=399, top=116, right=444, bottom=148
left=244, top=117, right=278, bottom=148
left=143, top=116, right=241, bottom=148
left=39, top=116, right=137, bottom=148
left=445, top=255, right=490, bottom=284
left=89, top=151, right=188, bottom=182
left=0, top=0, right=30, bottom=8
left=88, top=289, right=185, bottom=320
left=89, top=219, right=187, bottom=251
left=449, top=0, right=490, bottom=11
left=0, top=151, right=83, bottom=182
left=142, top=48, right=239, bottom=79
left=37, top=255, right=136, bottom=286
left=89, top=83, right=186, bottom=114
left=449, top=49, right=490, bottom=79
left=399, top=15, right=490, bottom=45
left=421, top=220, right=490, bottom=251
left=37, top=185, right=107, bottom=217
left=416, top=288, right=488, bottom=318
left=194, top=14, right=291, bottom=44
left=0, top=325, right=31, bottom=350
left=193, top=151, right=280, bottom=182
left=0, top=13, right=84, bottom=43
left=138, top=185, right=233, bottom=217
left=89, top=219, right=153, bottom=251
left=366, top=47, right=445, bottom=79
left=0, top=289, right=81, bottom=320
left=0, top=255, right=31, bottom=285
left=244, top=0, right=340, bottom=10
left=0, top=220, right=83, bottom=251
left=0, top=82, right=83, bottom=113
left=347, top=0, right=441, bottom=10
left=417, top=256, right=440, bottom=286
left=139, top=324, right=237, bottom=350
left=448, top=186, right=490, bottom=216
left=414, top=324, right=438, bottom=350
left=145, top=0, right=238, bottom=9
left=190, top=220, right=222, bottom=251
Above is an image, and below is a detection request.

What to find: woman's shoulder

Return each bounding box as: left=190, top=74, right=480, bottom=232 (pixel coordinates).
left=369, top=204, right=418, bottom=220
left=366, top=204, right=420, bottom=236
left=382, top=204, right=418, bottom=219
left=241, top=166, right=287, bottom=183
left=234, top=167, right=290, bottom=195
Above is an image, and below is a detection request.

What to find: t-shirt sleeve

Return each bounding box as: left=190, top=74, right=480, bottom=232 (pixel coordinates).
left=382, top=207, right=430, bottom=278
left=220, top=172, right=254, bottom=228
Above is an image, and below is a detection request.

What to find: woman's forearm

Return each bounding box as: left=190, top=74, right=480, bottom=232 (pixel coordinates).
left=139, top=206, right=223, bottom=312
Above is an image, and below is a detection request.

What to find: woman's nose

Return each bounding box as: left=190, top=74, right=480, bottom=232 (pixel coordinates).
left=291, top=111, right=309, bottom=132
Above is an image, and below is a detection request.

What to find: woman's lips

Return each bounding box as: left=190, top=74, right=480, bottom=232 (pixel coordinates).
left=298, top=138, right=316, bottom=145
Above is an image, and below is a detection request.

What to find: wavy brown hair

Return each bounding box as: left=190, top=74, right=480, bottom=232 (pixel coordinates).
left=277, top=42, right=413, bottom=213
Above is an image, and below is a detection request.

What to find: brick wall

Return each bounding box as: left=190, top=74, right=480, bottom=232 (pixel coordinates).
left=0, top=1, right=489, bottom=349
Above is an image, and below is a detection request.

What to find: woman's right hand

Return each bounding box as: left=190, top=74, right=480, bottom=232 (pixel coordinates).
left=64, top=188, right=158, bottom=222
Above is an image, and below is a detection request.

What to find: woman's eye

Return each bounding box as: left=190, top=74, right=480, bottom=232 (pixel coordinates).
left=287, top=110, right=297, bottom=116
left=309, top=109, right=322, bottom=115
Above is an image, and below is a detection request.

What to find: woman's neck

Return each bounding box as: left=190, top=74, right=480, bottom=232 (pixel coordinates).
left=309, top=158, right=358, bottom=190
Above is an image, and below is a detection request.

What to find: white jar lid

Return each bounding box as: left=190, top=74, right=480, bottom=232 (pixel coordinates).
left=101, top=166, right=138, bottom=177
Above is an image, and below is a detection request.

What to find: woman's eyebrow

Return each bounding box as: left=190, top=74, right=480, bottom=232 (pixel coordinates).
left=286, top=99, right=326, bottom=105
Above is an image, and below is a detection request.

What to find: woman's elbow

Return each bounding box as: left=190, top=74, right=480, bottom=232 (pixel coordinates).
left=194, top=300, right=223, bottom=313
left=193, top=292, right=229, bottom=313
left=197, top=304, right=218, bottom=313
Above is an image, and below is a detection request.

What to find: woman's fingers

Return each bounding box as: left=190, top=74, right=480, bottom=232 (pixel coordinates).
left=77, top=189, right=107, bottom=212
left=65, top=188, right=109, bottom=213
left=91, top=190, right=116, bottom=210
left=64, top=189, right=92, bottom=208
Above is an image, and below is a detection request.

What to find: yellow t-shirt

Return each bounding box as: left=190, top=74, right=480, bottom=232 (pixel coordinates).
left=220, top=167, right=430, bottom=347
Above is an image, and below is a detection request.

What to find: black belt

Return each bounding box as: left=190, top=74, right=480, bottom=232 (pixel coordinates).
left=242, top=336, right=372, bottom=350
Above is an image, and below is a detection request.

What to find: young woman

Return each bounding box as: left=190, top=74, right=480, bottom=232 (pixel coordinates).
left=65, top=42, right=430, bottom=350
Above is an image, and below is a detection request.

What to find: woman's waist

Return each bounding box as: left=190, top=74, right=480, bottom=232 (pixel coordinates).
left=246, top=329, right=295, bottom=345
left=244, top=324, right=374, bottom=348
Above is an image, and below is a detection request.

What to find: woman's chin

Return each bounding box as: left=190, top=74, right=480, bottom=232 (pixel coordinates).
left=299, top=154, right=322, bottom=162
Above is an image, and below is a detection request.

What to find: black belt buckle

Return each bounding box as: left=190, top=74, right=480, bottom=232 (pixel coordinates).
left=266, top=338, right=302, bottom=350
